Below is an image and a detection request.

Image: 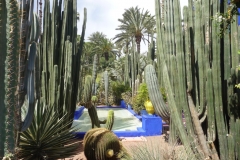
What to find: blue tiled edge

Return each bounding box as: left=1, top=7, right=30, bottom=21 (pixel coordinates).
left=74, top=106, right=85, bottom=119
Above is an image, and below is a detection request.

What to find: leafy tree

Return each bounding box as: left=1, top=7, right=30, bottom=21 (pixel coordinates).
left=88, top=32, right=119, bottom=60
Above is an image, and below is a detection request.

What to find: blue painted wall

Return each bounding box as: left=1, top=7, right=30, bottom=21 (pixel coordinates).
left=74, top=105, right=164, bottom=138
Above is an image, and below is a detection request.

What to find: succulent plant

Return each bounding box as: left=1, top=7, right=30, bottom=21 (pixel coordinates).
left=0, top=0, right=20, bottom=157
left=17, top=103, right=79, bottom=160
left=83, top=128, right=131, bottom=160
left=153, top=0, right=240, bottom=159
left=145, top=64, right=170, bottom=122
left=105, top=110, right=114, bottom=130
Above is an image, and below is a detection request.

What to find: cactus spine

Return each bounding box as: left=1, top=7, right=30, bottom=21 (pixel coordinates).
left=154, top=0, right=240, bottom=159
left=0, top=0, right=19, bottom=157
left=92, top=54, right=98, bottom=95
left=104, top=70, right=109, bottom=105
left=37, top=0, right=87, bottom=125
left=83, top=128, right=131, bottom=160
left=145, top=64, right=170, bottom=122
left=105, top=110, right=114, bottom=130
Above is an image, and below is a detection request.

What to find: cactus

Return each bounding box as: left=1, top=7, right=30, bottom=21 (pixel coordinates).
left=104, top=70, right=109, bottom=105
left=36, top=0, right=87, bottom=125
left=83, top=128, right=131, bottom=160
left=92, top=54, right=98, bottom=95
left=153, top=0, right=240, bottom=159
left=0, top=0, right=19, bottom=157
left=145, top=64, right=170, bottom=122
left=105, top=110, right=114, bottom=130
left=1, top=0, right=86, bottom=158
left=134, top=77, right=140, bottom=95
left=21, top=42, right=37, bottom=132
left=82, top=75, right=93, bottom=108
left=82, top=74, right=115, bottom=129
left=88, top=107, right=101, bottom=128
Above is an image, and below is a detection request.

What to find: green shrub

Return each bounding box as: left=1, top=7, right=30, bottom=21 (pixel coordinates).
left=160, top=87, right=167, bottom=102
left=132, top=83, right=149, bottom=114
left=111, top=81, right=131, bottom=105
left=121, top=91, right=132, bottom=105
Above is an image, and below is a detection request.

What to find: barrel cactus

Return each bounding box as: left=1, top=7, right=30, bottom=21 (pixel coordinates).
left=83, top=128, right=131, bottom=160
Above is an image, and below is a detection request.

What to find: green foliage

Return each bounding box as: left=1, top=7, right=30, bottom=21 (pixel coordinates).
left=121, top=91, right=132, bottom=105
left=99, top=56, right=115, bottom=70
left=160, top=87, right=167, bottom=102
left=88, top=31, right=118, bottom=62
left=17, top=104, right=79, bottom=159
left=114, top=6, right=155, bottom=53
left=212, top=1, right=239, bottom=37
left=132, top=83, right=149, bottom=114
left=111, top=81, right=131, bottom=105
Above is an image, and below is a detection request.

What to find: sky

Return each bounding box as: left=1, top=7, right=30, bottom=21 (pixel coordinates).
left=77, top=0, right=189, bottom=52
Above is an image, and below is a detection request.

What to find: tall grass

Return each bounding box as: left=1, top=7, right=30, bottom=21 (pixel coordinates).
left=127, top=137, right=198, bottom=160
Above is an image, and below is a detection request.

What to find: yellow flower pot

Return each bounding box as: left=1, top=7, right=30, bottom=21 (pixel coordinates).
left=144, top=100, right=155, bottom=115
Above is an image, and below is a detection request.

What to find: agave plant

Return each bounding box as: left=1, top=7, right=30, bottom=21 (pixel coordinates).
left=17, top=102, right=80, bottom=160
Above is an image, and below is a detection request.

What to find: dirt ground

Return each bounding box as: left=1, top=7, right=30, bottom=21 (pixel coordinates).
left=62, top=134, right=185, bottom=160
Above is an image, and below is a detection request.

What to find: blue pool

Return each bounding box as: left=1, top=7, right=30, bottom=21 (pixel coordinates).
left=72, top=105, right=163, bottom=138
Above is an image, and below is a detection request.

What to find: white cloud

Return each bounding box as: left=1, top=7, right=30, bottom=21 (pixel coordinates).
left=77, top=0, right=188, bottom=52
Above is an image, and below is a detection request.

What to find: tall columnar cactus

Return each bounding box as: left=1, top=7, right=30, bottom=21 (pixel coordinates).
left=105, top=110, right=114, bottom=130
left=82, top=75, right=93, bottom=108
left=37, top=0, right=87, bottom=125
left=21, top=42, right=37, bottom=132
left=92, top=54, right=98, bottom=95
left=82, top=74, right=115, bottom=129
left=0, top=0, right=7, bottom=157
left=104, top=70, right=109, bottom=105
left=134, top=77, right=140, bottom=95
left=145, top=64, right=170, bottom=122
left=124, top=53, right=130, bottom=85
left=154, top=0, right=240, bottom=159
left=83, top=128, right=131, bottom=160
left=0, top=0, right=19, bottom=157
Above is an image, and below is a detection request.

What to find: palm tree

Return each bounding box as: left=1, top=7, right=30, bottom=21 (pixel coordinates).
left=88, top=32, right=120, bottom=61
left=88, top=31, right=107, bottom=45
left=114, top=6, right=155, bottom=54
left=114, top=32, right=132, bottom=54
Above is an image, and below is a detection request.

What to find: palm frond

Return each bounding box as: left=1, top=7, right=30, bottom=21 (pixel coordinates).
left=114, top=6, right=156, bottom=53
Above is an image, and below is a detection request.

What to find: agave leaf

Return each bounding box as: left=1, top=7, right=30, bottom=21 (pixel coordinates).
left=18, top=104, right=79, bottom=159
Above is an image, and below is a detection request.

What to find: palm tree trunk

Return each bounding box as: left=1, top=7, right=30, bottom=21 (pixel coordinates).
left=135, top=36, right=141, bottom=54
